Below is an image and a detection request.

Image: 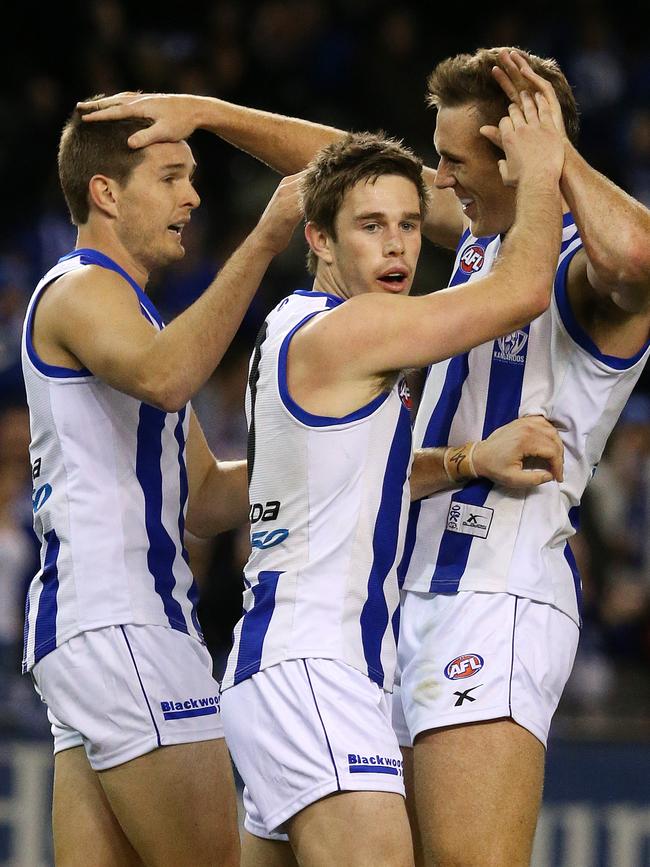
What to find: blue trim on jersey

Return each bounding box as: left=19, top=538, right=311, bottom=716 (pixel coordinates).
left=555, top=244, right=650, bottom=370
left=565, top=506, right=583, bottom=623
left=429, top=325, right=529, bottom=592
left=32, top=529, right=60, bottom=664
left=278, top=311, right=390, bottom=426
left=397, top=499, right=420, bottom=589
left=359, top=406, right=412, bottom=687
left=25, top=281, right=93, bottom=378
left=420, top=355, right=470, bottom=447
left=60, top=248, right=164, bottom=328
left=293, top=290, right=345, bottom=305
left=174, top=409, right=202, bottom=636
left=562, top=212, right=575, bottom=229
left=136, top=404, right=190, bottom=634
left=233, top=571, right=282, bottom=684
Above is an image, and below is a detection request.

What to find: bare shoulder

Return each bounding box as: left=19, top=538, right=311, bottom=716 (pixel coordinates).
left=37, top=265, right=142, bottom=326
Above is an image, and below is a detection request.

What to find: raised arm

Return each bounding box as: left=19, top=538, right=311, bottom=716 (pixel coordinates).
left=77, top=92, right=464, bottom=250
left=34, top=174, right=302, bottom=412
left=494, top=50, right=650, bottom=327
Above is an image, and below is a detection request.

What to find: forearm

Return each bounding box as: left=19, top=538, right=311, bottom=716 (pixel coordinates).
left=561, top=145, right=650, bottom=288
left=194, top=96, right=345, bottom=174
left=410, top=445, right=477, bottom=500
left=186, top=460, right=249, bottom=537
left=142, top=230, right=275, bottom=411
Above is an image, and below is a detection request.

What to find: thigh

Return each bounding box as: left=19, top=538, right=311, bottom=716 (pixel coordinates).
left=99, top=738, right=240, bottom=867
left=288, top=790, right=414, bottom=867
left=241, top=830, right=299, bottom=867
left=414, top=719, right=544, bottom=867
left=52, top=747, right=143, bottom=867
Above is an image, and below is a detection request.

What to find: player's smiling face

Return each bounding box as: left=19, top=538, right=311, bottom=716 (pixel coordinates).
left=115, top=141, right=200, bottom=271
left=433, top=103, right=516, bottom=237
left=316, top=174, right=422, bottom=299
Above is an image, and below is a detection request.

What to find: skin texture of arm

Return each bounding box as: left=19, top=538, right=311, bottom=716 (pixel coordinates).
left=77, top=93, right=465, bottom=251
left=33, top=174, right=303, bottom=412
left=184, top=411, right=249, bottom=537
left=409, top=416, right=565, bottom=500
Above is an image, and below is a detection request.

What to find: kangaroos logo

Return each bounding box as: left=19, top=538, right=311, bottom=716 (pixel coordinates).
left=494, top=330, right=528, bottom=364
left=398, top=378, right=412, bottom=410
left=459, top=245, right=485, bottom=274
left=444, top=653, right=484, bottom=680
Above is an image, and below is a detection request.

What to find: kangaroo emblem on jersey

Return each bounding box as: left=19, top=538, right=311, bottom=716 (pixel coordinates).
left=459, top=244, right=485, bottom=274
left=398, top=378, right=412, bottom=409
left=494, top=330, right=528, bottom=364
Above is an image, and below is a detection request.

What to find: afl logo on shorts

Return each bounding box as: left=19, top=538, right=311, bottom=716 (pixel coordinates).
left=459, top=245, right=485, bottom=274
left=398, top=378, right=412, bottom=410
left=444, top=653, right=484, bottom=680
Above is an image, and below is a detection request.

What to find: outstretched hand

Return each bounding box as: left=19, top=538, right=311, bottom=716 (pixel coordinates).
left=76, top=92, right=201, bottom=148
left=479, top=91, right=565, bottom=187
left=472, top=415, right=564, bottom=488
left=492, top=49, right=567, bottom=139
left=253, top=171, right=306, bottom=256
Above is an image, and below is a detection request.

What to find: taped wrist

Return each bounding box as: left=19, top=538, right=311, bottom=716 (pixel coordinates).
left=443, top=441, right=479, bottom=483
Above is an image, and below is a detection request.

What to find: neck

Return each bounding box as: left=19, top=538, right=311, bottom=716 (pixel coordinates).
left=75, top=224, right=149, bottom=288
left=312, top=267, right=349, bottom=300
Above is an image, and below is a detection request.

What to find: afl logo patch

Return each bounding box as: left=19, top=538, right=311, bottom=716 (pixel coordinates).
left=444, top=653, right=484, bottom=680
left=459, top=245, right=485, bottom=274
left=398, top=378, right=412, bottom=410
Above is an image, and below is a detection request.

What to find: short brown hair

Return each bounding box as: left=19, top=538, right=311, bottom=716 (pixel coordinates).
left=301, top=132, right=430, bottom=275
left=58, top=98, right=154, bottom=225
left=427, top=47, right=579, bottom=145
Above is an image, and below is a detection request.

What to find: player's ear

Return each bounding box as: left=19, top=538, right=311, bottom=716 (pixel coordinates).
left=305, top=222, right=333, bottom=266
left=88, top=174, right=120, bottom=219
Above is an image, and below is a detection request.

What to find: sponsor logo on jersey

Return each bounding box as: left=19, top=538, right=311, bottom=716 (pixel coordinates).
left=459, top=244, right=485, bottom=274
left=160, top=694, right=220, bottom=720
left=398, top=378, right=412, bottom=409
left=444, top=653, right=484, bottom=680
left=249, top=500, right=281, bottom=523
left=494, top=330, right=528, bottom=364
left=251, top=528, right=289, bottom=549
left=32, top=483, right=52, bottom=513
left=446, top=501, right=493, bottom=539
left=348, top=753, right=403, bottom=776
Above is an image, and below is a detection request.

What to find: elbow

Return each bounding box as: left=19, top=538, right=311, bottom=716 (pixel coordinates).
left=138, top=373, right=189, bottom=413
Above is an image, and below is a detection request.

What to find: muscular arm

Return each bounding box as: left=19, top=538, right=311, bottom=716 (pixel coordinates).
left=78, top=93, right=465, bottom=251
left=35, top=174, right=302, bottom=411
left=494, top=50, right=650, bottom=348
left=184, top=411, right=249, bottom=537
left=410, top=415, right=564, bottom=499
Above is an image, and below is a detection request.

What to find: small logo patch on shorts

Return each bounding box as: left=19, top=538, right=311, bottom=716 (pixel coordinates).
left=444, top=654, right=484, bottom=680
left=160, top=694, right=220, bottom=720
left=446, top=501, right=493, bottom=538
left=348, top=753, right=403, bottom=776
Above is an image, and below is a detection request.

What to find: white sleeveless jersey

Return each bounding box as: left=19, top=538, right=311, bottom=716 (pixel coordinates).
left=222, top=291, right=413, bottom=692
left=401, top=214, right=650, bottom=625
left=21, top=249, right=201, bottom=673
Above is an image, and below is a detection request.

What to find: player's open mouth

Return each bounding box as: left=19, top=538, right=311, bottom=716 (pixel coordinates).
left=377, top=271, right=408, bottom=289
left=459, top=197, right=474, bottom=213
left=168, top=224, right=184, bottom=236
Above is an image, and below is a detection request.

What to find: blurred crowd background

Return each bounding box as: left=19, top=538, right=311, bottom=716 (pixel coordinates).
left=1, top=0, right=649, bottom=741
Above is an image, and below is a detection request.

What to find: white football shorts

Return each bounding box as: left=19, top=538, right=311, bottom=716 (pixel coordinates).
left=220, top=657, right=405, bottom=839
left=31, top=624, right=224, bottom=770
left=393, top=590, right=579, bottom=748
